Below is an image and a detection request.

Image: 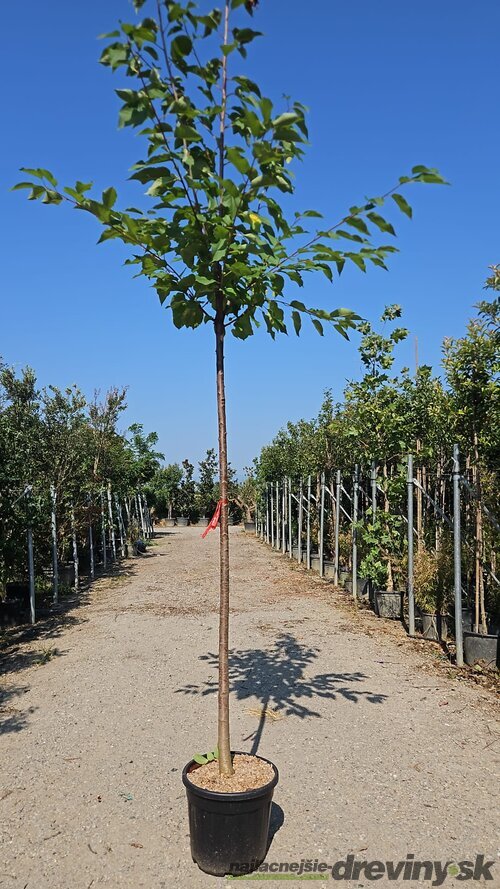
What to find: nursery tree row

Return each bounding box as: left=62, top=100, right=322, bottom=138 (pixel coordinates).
left=0, top=360, right=162, bottom=592
left=146, top=448, right=255, bottom=524
left=254, top=272, right=500, bottom=630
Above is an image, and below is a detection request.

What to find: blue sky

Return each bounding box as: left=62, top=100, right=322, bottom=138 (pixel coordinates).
left=2, top=0, right=499, bottom=473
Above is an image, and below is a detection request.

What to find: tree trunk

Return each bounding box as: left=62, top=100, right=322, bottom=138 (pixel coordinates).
left=416, top=439, right=423, bottom=551
left=473, top=433, right=486, bottom=634
left=383, top=461, right=394, bottom=591
left=215, top=312, right=233, bottom=777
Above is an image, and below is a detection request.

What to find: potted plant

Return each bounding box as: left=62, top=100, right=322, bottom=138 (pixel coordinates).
left=176, top=459, right=196, bottom=526
left=235, top=470, right=257, bottom=533
left=196, top=449, right=218, bottom=527
left=413, top=546, right=452, bottom=641
left=146, top=463, right=182, bottom=527
left=359, top=513, right=403, bottom=618
left=15, top=0, right=443, bottom=874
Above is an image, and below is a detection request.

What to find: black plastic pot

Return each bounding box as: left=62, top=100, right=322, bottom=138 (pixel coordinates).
left=0, top=600, right=24, bottom=627
left=374, top=590, right=403, bottom=620
left=58, top=564, right=76, bottom=587
left=339, top=569, right=350, bottom=587
left=421, top=612, right=448, bottom=642
left=176, top=516, right=189, bottom=527
left=190, top=517, right=207, bottom=527
left=463, top=631, right=499, bottom=669
left=243, top=521, right=256, bottom=533
left=182, top=753, right=279, bottom=877
left=5, top=582, right=30, bottom=607
left=164, top=518, right=175, bottom=528
left=460, top=607, right=473, bottom=633
left=344, top=576, right=370, bottom=598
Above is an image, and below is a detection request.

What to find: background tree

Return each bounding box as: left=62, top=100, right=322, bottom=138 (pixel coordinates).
left=196, top=448, right=219, bottom=518
left=146, top=462, right=183, bottom=520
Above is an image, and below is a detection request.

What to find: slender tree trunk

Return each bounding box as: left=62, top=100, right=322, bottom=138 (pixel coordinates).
left=214, top=0, right=233, bottom=778
left=215, top=312, right=233, bottom=777
left=416, top=439, right=423, bottom=551
left=383, top=461, right=394, bottom=591
left=473, top=433, right=486, bottom=634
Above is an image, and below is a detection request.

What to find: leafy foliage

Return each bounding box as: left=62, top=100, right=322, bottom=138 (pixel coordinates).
left=14, top=2, right=445, bottom=343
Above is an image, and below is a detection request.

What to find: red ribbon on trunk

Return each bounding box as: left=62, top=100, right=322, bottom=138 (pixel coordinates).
left=201, top=499, right=228, bottom=538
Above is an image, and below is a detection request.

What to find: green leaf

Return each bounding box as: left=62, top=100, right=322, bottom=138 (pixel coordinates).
left=347, top=216, right=370, bottom=235
left=20, top=167, right=58, bottom=187
left=193, top=754, right=208, bottom=765
left=348, top=253, right=367, bottom=272
left=272, top=112, right=298, bottom=128
left=367, top=212, right=396, bottom=236
left=392, top=193, right=412, bottom=218
left=226, top=146, right=250, bottom=175
left=233, top=28, right=262, bottom=45
left=171, top=299, right=204, bottom=329
left=312, top=318, right=324, bottom=336
left=292, top=310, right=302, bottom=336
left=175, top=123, right=202, bottom=142
left=232, top=311, right=254, bottom=339
left=171, top=35, right=192, bottom=61
left=102, top=187, right=117, bottom=208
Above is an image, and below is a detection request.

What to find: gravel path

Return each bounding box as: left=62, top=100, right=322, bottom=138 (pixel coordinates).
left=1, top=528, right=498, bottom=889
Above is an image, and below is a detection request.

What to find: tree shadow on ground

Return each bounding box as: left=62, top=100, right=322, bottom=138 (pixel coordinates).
left=0, top=682, right=37, bottom=735
left=0, top=555, right=140, bottom=734
left=176, top=633, right=387, bottom=754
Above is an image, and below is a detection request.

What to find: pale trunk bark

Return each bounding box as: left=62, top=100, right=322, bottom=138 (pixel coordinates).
left=473, top=433, right=486, bottom=634
left=383, top=462, right=394, bottom=591
left=416, top=439, right=423, bottom=551
left=215, top=313, right=233, bottom=776
left=215, top=0, right=233, bottom=778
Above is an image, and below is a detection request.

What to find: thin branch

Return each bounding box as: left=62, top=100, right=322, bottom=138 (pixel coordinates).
left=263, top=177, right=420, bottom=276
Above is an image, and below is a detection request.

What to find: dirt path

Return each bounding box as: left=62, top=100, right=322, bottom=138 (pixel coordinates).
left=1, top=528, right=498, bottom=889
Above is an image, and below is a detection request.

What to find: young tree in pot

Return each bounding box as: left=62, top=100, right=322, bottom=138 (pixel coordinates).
left=360, top=510, right=405, bottom=618
left=146, top=463, right=183, bottom=524
left=444, top=286, right=500, bottom=647
left=14, top=0, right=445, bottom=873
left=196, top=448, right=219, bottom=524
left=177, top=458, right=196, bottom=524
left=235, top=467, right=257, bottom=529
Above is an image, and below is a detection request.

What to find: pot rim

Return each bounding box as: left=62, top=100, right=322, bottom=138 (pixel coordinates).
left=463, top=630, right=499, bottom=640
left=182, top=751, right=279, bottom=801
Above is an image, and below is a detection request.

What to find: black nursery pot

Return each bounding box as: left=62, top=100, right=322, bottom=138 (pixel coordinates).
left=463, top=631, right=499, bottom=669
left=182, top=753, right=279, bottom=877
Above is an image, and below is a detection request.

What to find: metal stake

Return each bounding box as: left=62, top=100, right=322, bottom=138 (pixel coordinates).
left=50, top=484, right=58, bottom=604
left=371, top=460, right=377, bottom=519
left=407, top=455, right=415, bottom=637
left=306, top=475, right=311, bottom=569
left=334, top=470, right=341, bottom=585
left=319, top=472, right=325, bottom=577
left=71, top=502, right=79, bottom=592
left=100, top=488, right=107, bottom=571
left=453, top=444, right=464, bottom=667
left=27, top=526, right=35, bottom=625
left=298, top=479, right=303, bottom=564
left=352, top=465, right=359, bottom=599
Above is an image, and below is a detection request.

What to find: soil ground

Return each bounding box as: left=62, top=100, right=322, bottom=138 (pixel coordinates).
left=1, top=527, right=499, bottom=889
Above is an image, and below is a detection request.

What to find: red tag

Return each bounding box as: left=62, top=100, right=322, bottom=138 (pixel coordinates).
left=201, top=499, right=228, bottom=538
